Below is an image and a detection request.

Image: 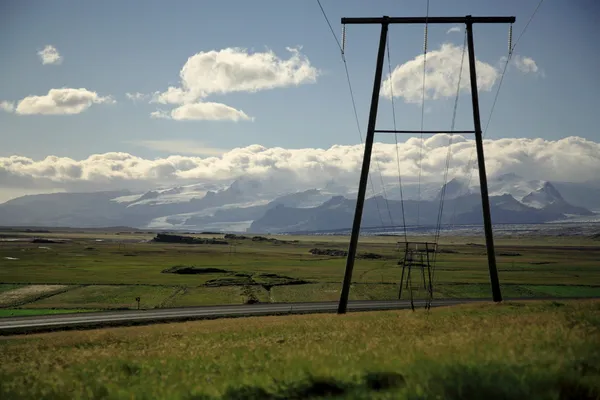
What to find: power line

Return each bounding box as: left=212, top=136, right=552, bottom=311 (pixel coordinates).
left=315, top=0, right=388, bottom=227
left=436, top=30, right=467, bottom=243
left=386, top=33, right=408, bottom=242
left=511, top=0, right=545, bottom=53
left=316, top=0, right=343, bottom=52
left=429, top=31, right=467, bottom=308
left=416, top=0, right=430, bottom=228
left=450, top=0, right=546, bottom=225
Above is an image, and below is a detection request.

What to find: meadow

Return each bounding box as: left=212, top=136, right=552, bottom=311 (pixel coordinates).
left=0, top=229, right=599, bottom=314
left=1, top=299, right=599, bottom=399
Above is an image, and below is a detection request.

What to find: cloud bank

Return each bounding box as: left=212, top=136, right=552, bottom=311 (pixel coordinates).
left=1, top=136, right=598, bottom=198
left=2, top=88, right=115, bottom=115
left=38, top=45, right=62, bottom=65
left=151, top=47, right=319, bottom=121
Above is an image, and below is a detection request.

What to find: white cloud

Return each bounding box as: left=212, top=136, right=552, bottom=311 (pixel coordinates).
left=151, top=87, right=196, bottom=105
left=13, top=88, right=115, bottom=115
left=446, top=26, right=461, bottom=34
left=154, top=47, right=318, bottom=103
left=37, top=45, right=62, bottom=65
left=151, top=102, right=252, bottom=121
left=381, top=43, right=499, bottom=103
left=126, top=92, right=149, bottom=102
left=171, top=102, right=252, bottom=121
left=150, top=46, right=318, bottom=121
left=0, top=101, right=15, bottom=113
left=1, top=136, right=599, bottom=195
left=512, top=55, right=539, bottom=74
left=129, top=140, right=229, bottom=156
left=150, top=110, right=170, bottom=119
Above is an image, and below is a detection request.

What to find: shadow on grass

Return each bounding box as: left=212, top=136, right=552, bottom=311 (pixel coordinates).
left=411, top=361, right=600, bottom=400
left=190, top=361, right=600, bottom=400
left=189, top=372, right=406, bottom=400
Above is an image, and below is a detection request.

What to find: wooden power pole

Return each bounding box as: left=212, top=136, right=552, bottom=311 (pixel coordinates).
left=338, top=15, right=513, bottom=314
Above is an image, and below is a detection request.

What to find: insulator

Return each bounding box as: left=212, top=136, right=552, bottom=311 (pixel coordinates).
left=341, top=24, right=346, bottom=55
left=508, top=23, right=513, bottom=54
left=423, top=24, right=429, bottom=53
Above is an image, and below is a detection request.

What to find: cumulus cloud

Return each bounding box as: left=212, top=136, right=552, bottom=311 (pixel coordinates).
left=153, top=47, right=318, bottom=103
left=446, top=26, right=461, bottom=34
left=11, top=88, right=115, bottom=115
left=0, top=101, right=15, bottom=113
left=150, top=46, right=319, bottom=121
left=511, top=55, right=539, bottom=74
left=168, top=102, right=252, bottom=121
left=381, top=43, right=499, bottom=103
left=37, top=45, right=62, bottom=65
left=1, top=136, right=599, bottom=196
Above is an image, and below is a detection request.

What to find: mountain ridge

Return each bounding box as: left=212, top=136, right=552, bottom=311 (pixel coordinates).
left=0, top=174, right=597, bottom=232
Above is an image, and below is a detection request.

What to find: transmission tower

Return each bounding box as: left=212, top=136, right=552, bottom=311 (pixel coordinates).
left=337, top=15, right=515, bottom=314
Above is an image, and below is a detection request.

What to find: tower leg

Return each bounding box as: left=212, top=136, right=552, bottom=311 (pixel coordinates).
left=338, top=19, right=390, bottom=314
left=466, top=18, right=502, bottom=302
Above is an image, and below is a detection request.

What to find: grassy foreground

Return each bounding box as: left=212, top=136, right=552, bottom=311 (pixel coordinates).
left=1, top=300, right=599, bottom=399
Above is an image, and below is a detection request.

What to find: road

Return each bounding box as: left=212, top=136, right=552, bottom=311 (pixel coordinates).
left=0, top=297, right=594, bottom=335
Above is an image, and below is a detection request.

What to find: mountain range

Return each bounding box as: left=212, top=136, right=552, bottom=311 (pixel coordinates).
left=0, top=173, right=598, bottom=233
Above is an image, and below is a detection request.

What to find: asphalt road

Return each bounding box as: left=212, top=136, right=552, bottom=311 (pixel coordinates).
left=0, top=297, right=594, bottom=335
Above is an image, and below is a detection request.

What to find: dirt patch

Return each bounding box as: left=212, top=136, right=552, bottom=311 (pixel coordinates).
left=0, top=285, right=70, bottom=307
left=224, top=233, right=248, bottom=240
left=31, top=238, right=64, bottom=244
left=162, top=266, right=230, bottom=275
left=151, top=233, right=228, bottom=245
left=253, top=273, right=310, bottom=290
left=205, top=276, right=254, bottom=287
left=251, top=235, right=290, bottom=245
left=498, top=252, right=522, bottom=257
left=310, top=248, right=348, bottom=257
left=437, top=248, right=459, bottom=254
left=309, top=248, right=383, bottom=259
left=204, top=273, right=310, bottom=292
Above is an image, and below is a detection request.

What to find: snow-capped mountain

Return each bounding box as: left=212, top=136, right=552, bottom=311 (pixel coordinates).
left=0, top=173, right=596, bottom=232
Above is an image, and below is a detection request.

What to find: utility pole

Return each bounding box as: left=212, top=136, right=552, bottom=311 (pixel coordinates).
left=337, top=18, right=389, bottom=315
left=337, top=15, right=514, bottom=313
left=465, top=19, right=502, bottom=302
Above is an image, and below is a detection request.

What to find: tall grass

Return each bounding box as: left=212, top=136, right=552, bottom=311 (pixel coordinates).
left=1, top=300, right=599, bottom=399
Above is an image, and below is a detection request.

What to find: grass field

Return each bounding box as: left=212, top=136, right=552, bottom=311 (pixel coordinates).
left=1, top=229, right=599, bottom=314
left=0, top=309, right=98, bottom=317
left=1, top=299, right=599, bottom=399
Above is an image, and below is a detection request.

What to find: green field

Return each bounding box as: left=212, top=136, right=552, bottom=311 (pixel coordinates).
left=0, top=309, right=98, bottom=317
left=1, top=230, right=599, bottom=314
left=1, top=299, right=599, bottom=399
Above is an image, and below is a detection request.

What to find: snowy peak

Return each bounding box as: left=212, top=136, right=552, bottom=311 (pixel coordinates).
left=521, top=182, right=564, bottom=209
left=322, top=195, right=348, bottom=208
left=112, top=182, right=229, bottom=207
left=435, top=178, right=471, bottom=200
left=488, top=173, right=545, bottom=201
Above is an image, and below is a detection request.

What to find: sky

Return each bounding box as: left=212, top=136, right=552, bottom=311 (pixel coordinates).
left=1, top=0, right=599, bottom=202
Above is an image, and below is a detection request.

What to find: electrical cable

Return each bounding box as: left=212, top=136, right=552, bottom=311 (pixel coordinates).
left=316, top=0, right=392, bottom=229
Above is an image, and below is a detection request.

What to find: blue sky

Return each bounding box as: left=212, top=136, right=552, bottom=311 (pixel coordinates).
left=0, top=0, right=599, bottom=201
left=1, top=0, right=598, bottom=158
